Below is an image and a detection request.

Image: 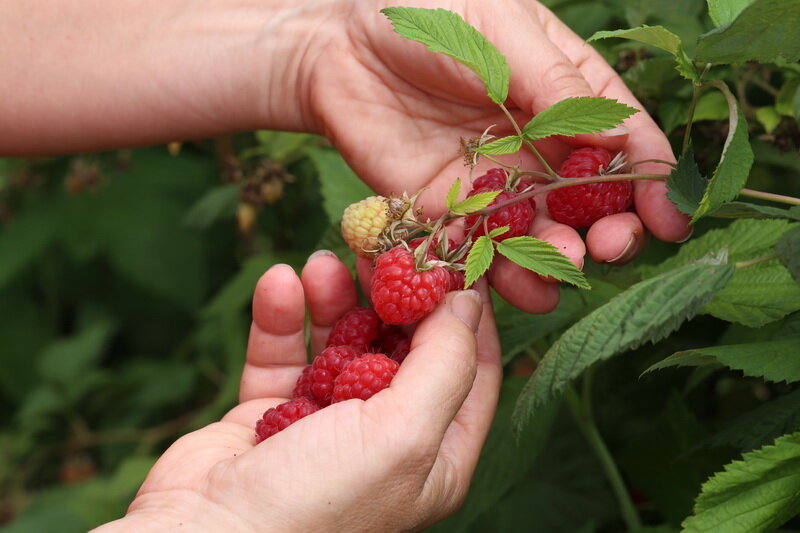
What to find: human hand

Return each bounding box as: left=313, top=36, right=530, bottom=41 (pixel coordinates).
left=95, top=253, right=501, bottom=532
left=301, top=0, right=691, bottom=313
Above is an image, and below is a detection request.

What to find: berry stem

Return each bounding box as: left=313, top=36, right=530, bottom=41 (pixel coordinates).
left=735, top=253, right=778, bottom=269
left=498, top=103, right=558, bottom=179
left=627, top=158, right=676, bottom=169
left=471, top=173, right=667, bottom=217
left=739, top=188, right=800, bottom=206
left=564, top=375, right=642, bottom=531
left=682, top=83, right=701, bottom=156
left=481, top=153, right=517, bottom=171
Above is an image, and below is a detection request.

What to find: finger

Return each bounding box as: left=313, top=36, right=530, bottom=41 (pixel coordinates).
left=301, top=250, right=360, bottom=355
left=239, top=264, right=307, bottom=403
left=586, top=212, right=646, bottom=265
left=534, top=7, right=691, bottom=241
left=530, top=208, right=586, bottom=274
left=488, top=255, right=561, bottom=314
left=380, top=290, right=482, bottom=444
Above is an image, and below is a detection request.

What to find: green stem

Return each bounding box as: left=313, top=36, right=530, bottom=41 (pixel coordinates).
left=683, top=83, right=701, bottom=156
left=739, top=188, right=800, bottom=206
left=736, top=253, right=777, bottom=269
left=565, top=382, right=642, bottom=531
left=498, top=103, right=558, bottom=178
left=482, top=154, right=517, bottom=171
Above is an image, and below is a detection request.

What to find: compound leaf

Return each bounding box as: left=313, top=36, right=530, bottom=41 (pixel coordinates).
left=465, top=236, right=494, bottom=288
left=522, top=97, right=637, bottom=140
left=495, top=236, right=589, bottom=289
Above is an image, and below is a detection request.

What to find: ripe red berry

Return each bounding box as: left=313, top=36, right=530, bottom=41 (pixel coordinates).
left=326, top=307, right=381, bottom=350
left=448, top=269, right=466, bottom=291
left=390, top=338, right=412, bottom=364
left=371, top=246, right=450, bottom=325
left=546, top=147, right=633, bottom=229
left=472, top=168, right=509, bottom=190
left=308, top=345, right=362, bottom=406
left=255, top=397, right=319, bottom=443
left=373, top=323, right=407, bottom=354
left=332, top=353, right=400, bottom=403
left=465, top=188, right=534, bottom=241
left=292, top=365, right=313, bottom=399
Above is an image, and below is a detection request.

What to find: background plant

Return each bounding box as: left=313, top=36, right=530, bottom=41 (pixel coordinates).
left=1, top=0, right=799, bottom=531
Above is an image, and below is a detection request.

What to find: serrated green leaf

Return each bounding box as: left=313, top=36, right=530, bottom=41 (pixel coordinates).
left=589, top=25, right=682, bottom=54
left=666, top=148, right=707, bottom=216
left=475, top=136, right=522, bottom=155
left=643, top=337, right=800, bottom=383
left=682, top=432, right=800, bottom=532
left=451, top=189, right=502, bottom=215
left=695, top=0, right=800, bottom=64
left=512, top=262, right=735, bottom=429
left=495, top=236, right=590, bottom=289
left=182, top=185, right=239, bottom=229
left=488, top=226, right=509, bottom=239
left=465, top=236, right=494, bottom=288
left=522, top=97, right=637, bottom=140
left=380, top=7, right=509, bottom=104
left=707, top=0, right=756, bottom=26
left=704, top=389, right=800, bottom=452
left=709, top=202, right=800, bottom=221
left=693, top=85, right=753, bottom=221
left=445, top=179, right=461, bottom=211
left=776, top=225, right=800, bottom=282
left=308, top=148, right=372, bottom=223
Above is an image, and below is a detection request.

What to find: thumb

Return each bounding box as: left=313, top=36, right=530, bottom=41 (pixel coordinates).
left=385, top=290, right=482, bottom=440
left=488, top=3, right=628, bottom=151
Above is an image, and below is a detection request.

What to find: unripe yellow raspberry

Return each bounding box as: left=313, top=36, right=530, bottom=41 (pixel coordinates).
left=341, top=196, right=408, bottom=258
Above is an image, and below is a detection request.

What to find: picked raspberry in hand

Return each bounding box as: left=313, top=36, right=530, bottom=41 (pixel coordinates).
left=327, top=307, right=381, bottom=350
left=255, top=397, right=320, bottom=443
left=332, top=353, right=400, bottom=403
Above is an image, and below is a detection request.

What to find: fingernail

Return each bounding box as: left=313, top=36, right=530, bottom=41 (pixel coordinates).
left=451, top=290, right=482, bottom=332
left=599, top=125, right=631, bottom=137
left=309, top=249, right=336, bottom=260
left=607, top=235, right=637, bottom=264
left=270, top=263, right=294, bottom=272
left=676, top=228, right=694, bottom=244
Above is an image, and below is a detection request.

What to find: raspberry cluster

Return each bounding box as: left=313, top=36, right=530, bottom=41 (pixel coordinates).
left=255, top=306, right=407, bottom=442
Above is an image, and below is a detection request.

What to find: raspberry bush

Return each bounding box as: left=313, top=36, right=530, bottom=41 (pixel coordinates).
left=3, top=1, right=800, bottom=532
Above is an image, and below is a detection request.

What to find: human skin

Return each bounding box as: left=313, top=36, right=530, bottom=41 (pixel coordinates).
left=0, top=0, right=690, bottom=315
left=92, top=253, right=501, bottom=532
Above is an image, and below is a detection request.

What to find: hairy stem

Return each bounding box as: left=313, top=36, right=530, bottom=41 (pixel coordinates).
left=739, top=188, right=800, bottom=206
left=498, top=103, right=558, bottom=178
left=736, top=253, right=778, bottom=269
left=565, top=382, right=642, bottom=531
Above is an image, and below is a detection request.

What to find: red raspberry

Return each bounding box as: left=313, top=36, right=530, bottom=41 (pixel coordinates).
left=465, top=188, right=534, bottom=241
left=409, top=237, right=467, bottom=290
left=374, top=323, right=407, bottom=353
left=327, top=307, right=381, bottom=350
left=309, top=345, right=362, bottom=406
left=390, top=338, right=412, bottom=364
left=292, top=365, right=313, bottom=399
left=448, top=270, right=466, bottom=291
left=371, top=246, right=450, bottom=325
left=472, top=168, right=508, bottom=190
left=255, top=397, right=319, bottom=443
left=332, top=353, right=400, bottom=402
left=546, top=147, right=633, bottom=229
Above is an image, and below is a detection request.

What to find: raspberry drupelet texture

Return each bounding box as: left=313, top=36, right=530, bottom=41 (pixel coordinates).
left=292, top=365, right=313, bottom=399
left=340, top=196, right=391, bottom=258
left=374, top=323, right=408, bottom=354
left=546, top=147, right=633, bottom=229
left=371, top=246, right=450, bottom=325
left=326, top=307, right=381, bottom=350
left=332, top=353, right=400, bottom=402
left=472, top=167, right=509, bottom=190
left=255, top=397, right=319, bottom=443
left=308, top=345, right=362, bottom=406
left=390, top=338, right=412, bottom=364
left=464, top=169, right=535, bottom=242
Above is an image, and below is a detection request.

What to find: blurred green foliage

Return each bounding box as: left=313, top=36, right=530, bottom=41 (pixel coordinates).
left=2, top=0, right=800, bottom=531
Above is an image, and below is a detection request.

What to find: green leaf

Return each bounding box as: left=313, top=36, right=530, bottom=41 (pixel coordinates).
left=709, top=202, right=800, bottom=221
left=464, top=236, right=494, bottom=288
left=445, top=179, right=461, bottom=211
left=427, top=379, right=560, bottom=533
left=451, top=189, right=502, bottom=215
left=0, top=204, right=57, bottom=291
left=693, top=84, right=754, bottom=221
left=512, top=262, right=735, bottom=428
left=488, top=226, right=509, bottom=239
left=643, top=337, right=800, bottom=383
left=682, top=432, right=800, bottom=533
left=475, top=136, right=523, bottom=155
left=707, top=0, right=756, bottom=26
left=755, top=106, right=782, bottom=134
left=776, top=225, right=800, bottom=282
left=776, top=78, right=800, bottom=118
left=589, top=25, right=682, bottom=55
left=38, top=319, right=116, bottom=386
left=380, top=7, right=510, bottom=104
left=308, top=148, right=372, bottom=223
left=495, top=236, right=590, bottom=289
left=695, top=0, right=800, bottom=64
left=203, top=253, right=278, bottom=318
left=182, top=185, right=239, bottom=229
left=704, top=389, right=800, bottom=452
left=522, top=97, right=637, bottom=140
left=666, top=148, right=707, bottom=216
